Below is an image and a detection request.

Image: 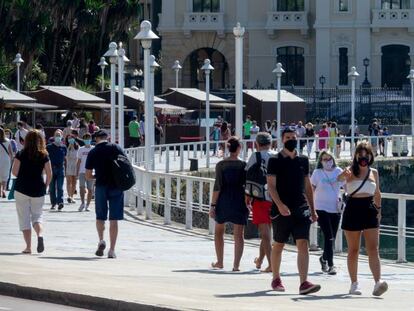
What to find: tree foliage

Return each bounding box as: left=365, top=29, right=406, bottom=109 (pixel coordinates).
left=0, top=0, right=143, bottom=89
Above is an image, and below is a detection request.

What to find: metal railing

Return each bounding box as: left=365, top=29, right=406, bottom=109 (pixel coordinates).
left=126, top=146, right=414, bottom=263
left=125, top=135, right=413, bottom=173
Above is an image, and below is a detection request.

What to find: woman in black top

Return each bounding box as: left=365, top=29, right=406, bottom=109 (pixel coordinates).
left=305, top=122, right=315, bottom=158
left=209, top=137, right=248, bottom=271
left=12, top=130, right=52, bottom=254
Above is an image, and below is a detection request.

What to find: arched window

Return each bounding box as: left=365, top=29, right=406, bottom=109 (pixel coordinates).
left=339, top=48, right=348, bottom=85
left=193, top=0, right=220, bottom=12
left=277, top=0, right=305, bottom=11
left=277, top=46, right=305, bottom=86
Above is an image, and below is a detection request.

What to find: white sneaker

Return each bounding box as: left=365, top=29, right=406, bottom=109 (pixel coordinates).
left=108, top=249, right=117, bottom=259
left=78, top=203, right=85, bottom=212
left=85, top=205, right=90, bottom=212
left=349, top=282, right=362, bottom=295
left=373, top=280, right=388, bottom=296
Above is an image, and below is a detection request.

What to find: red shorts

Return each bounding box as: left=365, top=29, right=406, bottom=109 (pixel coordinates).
left=252, top=200, right=272, bottom=225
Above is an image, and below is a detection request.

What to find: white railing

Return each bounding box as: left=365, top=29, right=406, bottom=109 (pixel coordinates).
left=265, top=11, right=308, bottom=35
left=127, top=151, right=414, bottom=263
left=126, top=135, right=413, bottom=174
left=372, top=9, right=414, bottom=30
left=183, top=12, right=225, bottom=36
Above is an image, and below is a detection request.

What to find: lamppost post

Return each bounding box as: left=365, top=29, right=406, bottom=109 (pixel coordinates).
left=362, top=57, right=371, bottom=88
left=319, top=75, right=326, bottom=100
left=134, top=20, right=159, bottom=172
left=12, top=53, right=24, bottom=121
left=117, top=44, right=130, bottom=149
left=172, top=60, right=182, bottom=90
left=201, top=59, right=214, bottom=168
left=233, top=22, right=245, bottom=139
left=103, top=42, right=118, bottom=142
left=407, top=69, right=414, bottom=156
left=98, top=57, right=108, bottom=92
left=150, top=55, right=160, bottom=170
left=348, top=66, right=360, bottom=155
left=272, top=63, right=285, bottom=151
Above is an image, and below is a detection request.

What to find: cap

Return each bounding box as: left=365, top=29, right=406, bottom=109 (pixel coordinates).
left=256, top=132, right=272, bottom=145
left=94, top=129, right=108, bottom=138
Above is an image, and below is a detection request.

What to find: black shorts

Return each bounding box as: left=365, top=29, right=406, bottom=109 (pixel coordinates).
left=341, top=196, right=379, bottom=231
left=272, top=215, right=311, bottom=243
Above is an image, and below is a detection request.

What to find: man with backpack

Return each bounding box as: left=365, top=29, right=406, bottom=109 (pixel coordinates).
left=245, top=132, right=275, bottom=273
left=85, top=129, right=133, bottom=259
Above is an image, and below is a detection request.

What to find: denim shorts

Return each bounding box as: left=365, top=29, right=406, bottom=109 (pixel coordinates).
left=95, top=185, right=124, bottom=221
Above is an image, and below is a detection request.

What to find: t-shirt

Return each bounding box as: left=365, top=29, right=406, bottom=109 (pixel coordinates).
left=15, top=129, right=28, bottom=151
left=246, top=149, right=276, bottom=201
left=77, top=146, right=94, bottom=174
left=296, top=126, right=306, bottom=138
left=318, top=129, right=329, bottom=149
left=250, top=125, right=260, bottom=141
left=85, top=141, right=125, bottom=187
left=14, top=150, right=50, bottom=197
left=267, top=152, right=310, bottom=212
left=128, top=121, right=140, bottom=138
left=310, top=167, right=344, bottom=213
left=46, top=143, right=67, bottom=173
left=243, top=121, right=252, bottom=137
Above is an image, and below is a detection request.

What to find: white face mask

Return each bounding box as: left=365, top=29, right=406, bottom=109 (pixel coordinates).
left=322, top=159, right=334, bottom=170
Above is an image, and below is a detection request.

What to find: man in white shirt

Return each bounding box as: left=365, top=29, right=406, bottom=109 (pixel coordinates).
left=14, top=121, right=28, bottom=151
left=77, top=133, right=94, bottom=211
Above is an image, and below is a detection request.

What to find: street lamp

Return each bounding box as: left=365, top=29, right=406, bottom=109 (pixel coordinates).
left=103, top=42, right=118, bottom=142
left=319, top=75, right=326, bottom=99
left=201, top=59, right=214, bottom=168
left=348, top=66, right=360, bottom=155
left=97, top=57, right=108, bottom=92
left=134, top=20, right=159, bottom=173
left=172, top=60, right=182, bottom=90
left=233, top=22, right=245, bottom=139
left=273, top=63, right=285, bottom=151
left=407, top=69, right=414, bottom=156
left=133, top=69, right=143, bottom=89
left=150, top=55, right=160, bottom=170
left=12, top=53, right=24, bottom=121
left=362, top=57, right=371, bottom=88
left=117, top=43, right=130, bottom=149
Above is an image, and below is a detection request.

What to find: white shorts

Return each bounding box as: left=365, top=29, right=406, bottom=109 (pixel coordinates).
left=15, top=191, right=45, bottom=231
left=79, top=173, right=94, bottom=190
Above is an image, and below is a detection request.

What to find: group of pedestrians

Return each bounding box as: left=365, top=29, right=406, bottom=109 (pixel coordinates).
left=210, top=128, right=388, bottom=296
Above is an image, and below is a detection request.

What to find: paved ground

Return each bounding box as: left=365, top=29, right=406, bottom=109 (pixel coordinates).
left=0, top=197, right=413, bottom=311
left=0, top=295, right=90, bottom=310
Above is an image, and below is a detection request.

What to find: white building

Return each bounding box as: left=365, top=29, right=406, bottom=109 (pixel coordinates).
left=156, top=0, right=414, bottom=89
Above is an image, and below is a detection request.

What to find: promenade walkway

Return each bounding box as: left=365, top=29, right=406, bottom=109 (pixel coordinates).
left=0, top=197, right=413, bottom=310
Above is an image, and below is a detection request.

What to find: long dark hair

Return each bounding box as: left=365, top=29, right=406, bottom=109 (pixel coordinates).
left=221, top=121, right=228, bottom=133
left=351, top=142, right=374, bottom=177
left=23, top=130, right=48, bottom=160
left=227, top=136, right=241, bottom=153
left=0, top=128, right=5, bottom=142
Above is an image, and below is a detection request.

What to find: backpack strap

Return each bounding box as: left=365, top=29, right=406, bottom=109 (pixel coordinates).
left=255, top=151, right=262, bottom=166
left=349, top=168, right=371, bottom=198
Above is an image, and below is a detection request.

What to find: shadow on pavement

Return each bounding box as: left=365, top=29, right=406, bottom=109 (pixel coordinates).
left=215, top=290, right=296, bottom=298
left=291, top=294, right=382, bottom=301
left=39, top=256, right=100, bottom=261
left=0, top=252, right=25, bottom=256
left=172, top=268, right=260, bottom=275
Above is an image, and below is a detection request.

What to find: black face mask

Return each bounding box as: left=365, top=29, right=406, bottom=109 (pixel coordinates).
left=358, top=156, right=369, bottom=167
left=284, top=139, right=297, bottom=152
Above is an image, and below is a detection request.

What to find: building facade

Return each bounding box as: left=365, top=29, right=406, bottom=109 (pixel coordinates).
left=156, top=0, right=414, bottom=90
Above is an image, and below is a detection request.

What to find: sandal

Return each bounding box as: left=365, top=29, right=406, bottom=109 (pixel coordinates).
left=254, top=257, right=262, bottom=270
left=232, top=268, right=240, bottom=272
left=21, top=249, right=31, bottom=254
left=261, top=266, right=272, bottom=273
left=211, top=262, right=223, bottom=269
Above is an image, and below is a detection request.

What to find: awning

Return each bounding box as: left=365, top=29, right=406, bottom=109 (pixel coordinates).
left=171, top=88, right=228, bottom=103
left=4, top=102, right=58, bottom=110
left=0, top=85, right=37, bottom=104
left=40, top=86, right=106, bottom=103
left=243, top=89, right=305, bottom=103
left=154, top=103, right=187, bottom=115
left=123, top=88, right=166, bottom=103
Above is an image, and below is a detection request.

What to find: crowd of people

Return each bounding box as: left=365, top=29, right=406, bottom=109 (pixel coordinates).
left=210, top=129, right=388, bottom=296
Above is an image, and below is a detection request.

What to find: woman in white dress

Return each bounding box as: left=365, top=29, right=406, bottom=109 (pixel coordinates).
left=0, top=128, right=13, bottom=198
left=65, top=133, right=79, bottom=204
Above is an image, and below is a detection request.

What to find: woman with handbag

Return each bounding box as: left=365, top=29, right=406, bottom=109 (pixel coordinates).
left=337, top=142, right=388, bottom=296
left=310, top=150, right=343, bottom=275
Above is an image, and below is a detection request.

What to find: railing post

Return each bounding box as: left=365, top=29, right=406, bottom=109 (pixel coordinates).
left=206, top=141, right=210, bottom=168
left=309, top=222, right=319, bottom=251
left=145, top=171, right=152, bottom=220
left=185, top=179, right=193, bottom=230
left=151, top=146, right=155, bottom=171
left=137, top=169, right=144, bottom=215
left=166, top=148, right=170, bottom=173
left=397, top=198, right=407, bottom=263
left=208, top=182, right=215, bottom=235
left=335, top=226, right=343, bottom=253
left=164, top=176, right=171, bottom=225
left=180, top=145, right=184, bottom=171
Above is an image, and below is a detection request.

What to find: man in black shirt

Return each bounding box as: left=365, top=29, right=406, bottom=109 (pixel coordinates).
left=85, top=130, right=125, bottom=259
left=267, top=127, right=320, bottom=295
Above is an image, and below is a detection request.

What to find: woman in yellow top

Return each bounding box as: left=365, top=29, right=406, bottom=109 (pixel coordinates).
left=328, top=122, right=338, bottom=154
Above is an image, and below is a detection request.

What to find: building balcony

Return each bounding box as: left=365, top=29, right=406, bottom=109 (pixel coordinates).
left=265, top=11, right=309, bottom=36
left=183, top=12, right=225, bottom=37
left=371, top=9, right=414, bottom=32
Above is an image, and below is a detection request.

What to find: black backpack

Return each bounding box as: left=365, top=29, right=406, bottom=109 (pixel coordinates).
left=245, top=152, right=268, bottom=200
left=111, top=152, right=136, bottom=191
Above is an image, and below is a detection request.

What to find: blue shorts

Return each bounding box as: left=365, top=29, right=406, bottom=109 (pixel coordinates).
left=95, top=185, right=124, bottom=221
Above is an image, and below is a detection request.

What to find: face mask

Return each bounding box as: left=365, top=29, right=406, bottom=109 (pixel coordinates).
left=68, top=138, right=75, bottom=144
left=322, top=159, right=334, bottom=170
left=84, top=139, right=91, bottom=145
left=358, top=156, right=369, bottom=167
left=284, top=139, right=297, bottom=152
left=54, top=136, right=62, bottom=143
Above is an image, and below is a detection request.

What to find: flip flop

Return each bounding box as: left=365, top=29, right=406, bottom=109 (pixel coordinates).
left=261, top=267, right=272, bottom=273
left=21, top=250, right=31, bottom=254
left=232, top=268, right=240, bottom=272
left=211, top=262, right=223, bottom=269
left=254, top=257, right=262, bottom=269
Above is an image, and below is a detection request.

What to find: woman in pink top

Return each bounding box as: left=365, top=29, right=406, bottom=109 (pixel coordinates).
left=318, top=124, right=329, bottom=150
